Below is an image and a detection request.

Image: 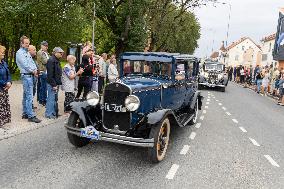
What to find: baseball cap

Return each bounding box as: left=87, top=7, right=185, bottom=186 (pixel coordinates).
left=41, top=41, right=48, bottom=46
left=53, top=47, right=64, bottom=53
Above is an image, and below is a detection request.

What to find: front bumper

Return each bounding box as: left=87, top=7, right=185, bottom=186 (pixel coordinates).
left=199, top=82, right=225, bottom=88
left=65, top=125, right=154, bottom=148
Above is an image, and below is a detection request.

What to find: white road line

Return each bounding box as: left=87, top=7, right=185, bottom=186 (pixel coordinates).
left=205, top=106, right=208, bottom=109
left=207, top=99, right=210, bottom=102
left=200, top=115, right=204, bottom=120
left=222, top=107, right=227, bottom=110
left=218, top=103, right=222, bottom=106
left=216, top=100, right=219, bottom=102
left=166, top=164, right=180, bottom=179
left=226, top=112, right=231, bottom=116
left=206, top=102, right=209, bottom=105
left=239, top=127, right=247, bottom=133
left=203, top=110, right=207, bottom=114
left=249, top=137, right=260, bottom=146
left=264, top=155, right=280, bottom=167
left=232, top=119, right=238, bottom=124
left=195, top=123, right=201, bottom=129
left=180, top=145, right=190, bottom=155
left=189, top=132, right=197, bottom=140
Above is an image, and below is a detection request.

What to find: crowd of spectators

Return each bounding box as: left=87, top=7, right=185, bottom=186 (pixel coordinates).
left=0, top=37, right=119, bottom=128
left=227, top=64, right=284, bottom=105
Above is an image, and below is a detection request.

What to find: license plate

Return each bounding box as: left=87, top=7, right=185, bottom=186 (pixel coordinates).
left=104, top=103, right=122, bottom=112
left=80, top=126, right=100, bottom=140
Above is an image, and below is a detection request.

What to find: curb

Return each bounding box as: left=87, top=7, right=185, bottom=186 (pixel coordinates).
left=0, top=116, right=68, bottom=141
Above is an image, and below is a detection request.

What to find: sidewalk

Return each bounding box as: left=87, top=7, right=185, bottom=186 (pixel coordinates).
left=0, top=81, right=67, bottom=140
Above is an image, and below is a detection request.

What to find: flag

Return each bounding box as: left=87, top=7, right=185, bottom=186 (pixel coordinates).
left=273, top=8, right=284, bottom=61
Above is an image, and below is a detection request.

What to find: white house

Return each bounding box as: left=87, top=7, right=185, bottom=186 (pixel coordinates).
left=260, top=33, right=278, bottom=67
left=225, top=37, right=262, bottom=67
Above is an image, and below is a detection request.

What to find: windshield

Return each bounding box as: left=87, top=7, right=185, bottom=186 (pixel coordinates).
left=204, top=64, right=223, bottom=71
left=123, top=60, right=172, bottom=79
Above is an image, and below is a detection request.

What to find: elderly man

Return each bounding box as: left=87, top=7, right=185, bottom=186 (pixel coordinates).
left=16, top=36, right=41, bottom=123
left=45, top=47, right=63, bottom=119
left=28, top=45, right=39, bottom=98
left=37, top=41, right=49, bottom=106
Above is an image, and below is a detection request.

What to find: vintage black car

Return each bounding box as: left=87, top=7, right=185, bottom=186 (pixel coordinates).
left=65, top=52, right=203, bottom=162
left=198, top=61, right=228, bottom=92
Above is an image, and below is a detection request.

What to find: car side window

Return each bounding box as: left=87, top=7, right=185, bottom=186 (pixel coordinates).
left=175, top=63, right=185, bottom=81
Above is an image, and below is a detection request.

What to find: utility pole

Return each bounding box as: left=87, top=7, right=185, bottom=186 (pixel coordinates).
left=92, top=1, right=96, bottom=52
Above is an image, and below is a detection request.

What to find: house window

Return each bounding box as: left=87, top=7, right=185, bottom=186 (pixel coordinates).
left=242, top=46, right=245, bottom=50
left=269, top=43, right=272, bottom=52
left=262, top=54, right=267, bottom=61
left=235, top=55, right=239, bottom=61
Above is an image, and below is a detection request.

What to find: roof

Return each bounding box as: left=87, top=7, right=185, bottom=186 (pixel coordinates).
left=121, top=52, right=198, bottom=63
left=226, top=37, right=261, bottom=51
left=261, top=33, right=276, bottom=42
left=210, top=51, right=219, bottom=59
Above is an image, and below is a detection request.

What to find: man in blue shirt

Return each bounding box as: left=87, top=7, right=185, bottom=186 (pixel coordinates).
left=16, top=36, right=41, bottom=123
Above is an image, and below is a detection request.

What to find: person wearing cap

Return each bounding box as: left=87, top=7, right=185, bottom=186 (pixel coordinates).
left=36, top=41, right=49, bottom=106
left=45, top=47, right=63, bottom=119
left=16, top=36, right=41, bottom=123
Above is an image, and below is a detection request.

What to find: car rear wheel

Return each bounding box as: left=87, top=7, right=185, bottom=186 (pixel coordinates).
left=67, top=112, right=90, bottom=147
left=148, top=118, right=171, bottom=163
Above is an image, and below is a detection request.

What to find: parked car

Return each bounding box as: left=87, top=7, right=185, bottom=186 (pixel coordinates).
left=65, top=52, right=203, bottom=162
left=198, top=61, right=228, bottom=92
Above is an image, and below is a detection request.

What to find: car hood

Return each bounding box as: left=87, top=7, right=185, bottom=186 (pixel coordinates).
left=120, top=77, right=166, bottom=92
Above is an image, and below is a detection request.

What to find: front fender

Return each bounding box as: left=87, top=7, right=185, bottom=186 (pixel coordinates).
left=70, top=101, right=90, bottom=127
left=146, top=109, right=180, bottom=127
left=190, top=91, right=203, bottom=110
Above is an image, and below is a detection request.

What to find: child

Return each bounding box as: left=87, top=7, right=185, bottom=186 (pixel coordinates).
left=62, top=55, right=84, bottom=113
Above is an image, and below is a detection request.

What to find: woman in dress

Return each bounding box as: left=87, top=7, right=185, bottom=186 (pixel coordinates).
left=108, top=54, right=119, bottom=83
left=0, top=45, right=12, bottom=127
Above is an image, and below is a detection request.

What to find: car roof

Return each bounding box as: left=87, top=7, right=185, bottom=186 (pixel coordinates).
left=121, top=52, right=199, bottom=63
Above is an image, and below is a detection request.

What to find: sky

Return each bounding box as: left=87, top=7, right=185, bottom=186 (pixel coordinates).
left=193, top=0, right=283, bottom=58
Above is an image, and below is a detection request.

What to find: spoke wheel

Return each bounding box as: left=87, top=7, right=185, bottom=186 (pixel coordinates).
left=148, top=118, right=171, bottom=163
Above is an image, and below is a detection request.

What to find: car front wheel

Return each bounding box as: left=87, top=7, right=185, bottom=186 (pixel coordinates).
left=67, top=112, right=90, bottom=147
left=148, top=118, right=171, bottom=163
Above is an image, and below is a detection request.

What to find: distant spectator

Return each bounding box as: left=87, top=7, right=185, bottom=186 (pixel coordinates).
left=240, top=66, right=245, bottom=83
left=262, top=70, right=270, bottom=96
left=0, top=45, right=12, bottom=127
left=108, top=54, right=118, bottom=83
left=272, top=67, right=280, bottom=96
left=98, top=53, right=108, bottom=93
left=62, top=55, right=84, bottom=113
left=255, top=70, right=263, bottom=94
left=278, top=70, right=284, bottom=105
left=28, top=45, right=38, bottom=99
left=36, top=41, right=49, bottom=106
left=82, top=41, right=92, bottom=55
left=16, top=36, right=41, bottom=123
left=45, top=47, right=63, bottom=119
left=76, top=49, right=94, bottom=99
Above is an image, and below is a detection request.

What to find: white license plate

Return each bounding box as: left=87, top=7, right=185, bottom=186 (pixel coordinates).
left=80, top=126, right=100, bottom=140
left=104, top=103, right=122, bottom=112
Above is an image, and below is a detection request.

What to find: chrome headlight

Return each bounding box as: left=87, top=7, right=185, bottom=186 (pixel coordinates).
left=204, top=72, right=209, bottom=78
left=218, top=73, right=223, bottom=80
left=86, top=91, right=100, bottom=106
left=125, top=95, right=140, bottom=111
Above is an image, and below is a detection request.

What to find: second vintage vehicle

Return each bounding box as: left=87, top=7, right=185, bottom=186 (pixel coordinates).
left=65, top=52, right=203, bottom=162
left=198, top=60, right=228, bottom=92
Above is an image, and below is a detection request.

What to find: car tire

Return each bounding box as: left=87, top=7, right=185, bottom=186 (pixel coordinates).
left=148, top=118, right=171, bottom=163
left=220, top=87, right=225, bottom=92
left=67, top=112, right=90, bottom=147
left=188, top=99, right=199, bottom=125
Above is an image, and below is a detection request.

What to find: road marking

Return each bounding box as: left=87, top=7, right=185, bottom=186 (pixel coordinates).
left=180, top=145, right=190, bottom=155
left=249, top=137, right=260, bottom=146
left=232, top=119, right=238, bottom=124
left=203, top=110, right=207, bottom=114
left=205, top=106, right=208, bottom=109
left=222, top=107, right=227, bottom=110
left=218, top=103, right=222, bottom=106
left=239, top=127, right=247, bottom=133
left=195, top=123, right=201, bottom=128
left=189, top=132, right=197, bottom=140
left=166, top=164, right=180, bottom=179
left=207, top=99, right=210, bottom=102
left=226, top=112, right=231, bottom=116
left=264, top=155, right=280, bottom=167
left=216, top=100, right=219, bottom=102
left=200, top=115, right=204, bottom=120
left=206, top=102, right=209, bottom=105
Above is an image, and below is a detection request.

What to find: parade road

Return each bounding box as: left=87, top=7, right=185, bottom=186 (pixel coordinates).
left=1, top=83, right=284, bottom=189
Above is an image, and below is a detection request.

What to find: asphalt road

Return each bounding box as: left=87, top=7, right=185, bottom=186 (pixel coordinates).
left=1, top=82, right=284, bottom=189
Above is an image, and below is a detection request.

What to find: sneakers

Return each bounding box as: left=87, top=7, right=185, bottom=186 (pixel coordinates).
left=22, top=114, right=29, bottom=119
left=28, top=117, right=42, bottom=123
